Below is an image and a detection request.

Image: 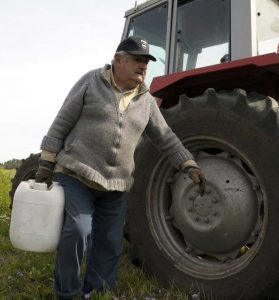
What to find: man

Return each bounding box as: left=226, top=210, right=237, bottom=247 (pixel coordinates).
left=35, top=36, right=206, bottom=300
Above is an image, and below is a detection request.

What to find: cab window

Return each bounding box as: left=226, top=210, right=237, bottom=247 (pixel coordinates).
left=127, top=3, right=168, bottom=86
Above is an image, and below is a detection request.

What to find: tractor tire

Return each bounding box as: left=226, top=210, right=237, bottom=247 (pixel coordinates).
left=9, top=153, right=40, bottom=208
left=127, top=88, right=279, bottom=300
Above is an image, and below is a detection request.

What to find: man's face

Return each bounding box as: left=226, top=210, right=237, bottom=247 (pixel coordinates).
left=114, top=53, right=150, bottom=90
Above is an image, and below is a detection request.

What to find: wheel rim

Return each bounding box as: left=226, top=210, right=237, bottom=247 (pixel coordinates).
left=146, top=137, right=266, bottom=279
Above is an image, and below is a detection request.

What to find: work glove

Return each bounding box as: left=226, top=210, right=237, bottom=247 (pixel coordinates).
left=181, top=160, right=206, bottom=196
left=35, top=159, right=55, bottom=187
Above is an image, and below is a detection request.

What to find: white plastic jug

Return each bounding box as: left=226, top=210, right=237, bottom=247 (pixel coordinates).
left=9, top=179, right=65, bottom=252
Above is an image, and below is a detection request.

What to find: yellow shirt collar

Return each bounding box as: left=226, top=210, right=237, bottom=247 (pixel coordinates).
left=108, top=67, right=139, bottom=95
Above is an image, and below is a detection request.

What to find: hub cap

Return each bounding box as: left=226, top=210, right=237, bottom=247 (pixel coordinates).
left=170, top=155, right=258, bottom=255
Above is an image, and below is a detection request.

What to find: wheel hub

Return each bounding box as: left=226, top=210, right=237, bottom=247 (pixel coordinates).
left=184, top=185, right=222, bottom=223
left=170, top=155, right=258, bottom=255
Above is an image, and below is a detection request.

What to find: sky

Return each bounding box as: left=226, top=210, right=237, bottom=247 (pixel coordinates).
left=0, top=0, right=139, bottom=163
left=1, top=1, right=278, bottom=163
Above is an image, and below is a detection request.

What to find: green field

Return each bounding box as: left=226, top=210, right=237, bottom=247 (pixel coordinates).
left=0, top=169, right=192, bottom=300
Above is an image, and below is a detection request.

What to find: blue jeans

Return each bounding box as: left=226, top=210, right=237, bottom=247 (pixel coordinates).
left=54, top=173, right=127, bottom=299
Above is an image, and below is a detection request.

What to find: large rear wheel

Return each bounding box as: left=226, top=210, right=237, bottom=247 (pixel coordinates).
left=127, top=89, right=279, bottom=299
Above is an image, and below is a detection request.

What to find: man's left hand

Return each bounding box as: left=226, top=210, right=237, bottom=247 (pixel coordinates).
left=181, top=160, right=206, bottom=196
left=187, top=167, right=206, bottom=196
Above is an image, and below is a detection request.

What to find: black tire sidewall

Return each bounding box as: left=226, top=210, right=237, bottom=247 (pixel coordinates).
left=128, top=105, right=279, bottom=299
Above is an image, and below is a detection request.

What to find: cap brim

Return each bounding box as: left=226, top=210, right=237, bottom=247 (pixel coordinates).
left=127, top=50, right=157, bottom=62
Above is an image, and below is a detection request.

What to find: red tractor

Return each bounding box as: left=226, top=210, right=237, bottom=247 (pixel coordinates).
left=11, top=0, right=279, bottom=299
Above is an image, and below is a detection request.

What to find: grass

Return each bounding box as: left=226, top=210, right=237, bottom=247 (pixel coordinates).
left=0, top=169, right=192, bottom=300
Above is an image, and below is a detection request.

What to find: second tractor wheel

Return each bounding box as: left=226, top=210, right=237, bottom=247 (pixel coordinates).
left=9, top=153, right=40, bottom=208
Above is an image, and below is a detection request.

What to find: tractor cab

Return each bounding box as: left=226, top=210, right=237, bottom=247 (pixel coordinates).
left=122, top=0, right=279, bottom=86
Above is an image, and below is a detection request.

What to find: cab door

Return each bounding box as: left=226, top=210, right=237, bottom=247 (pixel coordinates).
left=169, top=0, right=231, bottom=73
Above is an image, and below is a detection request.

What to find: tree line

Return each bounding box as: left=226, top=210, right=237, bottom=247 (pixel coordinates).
left=0, top=159, right=22, bottom=170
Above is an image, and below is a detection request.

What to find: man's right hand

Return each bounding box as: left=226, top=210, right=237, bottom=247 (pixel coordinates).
left=35, top=160, right=55, bottom=187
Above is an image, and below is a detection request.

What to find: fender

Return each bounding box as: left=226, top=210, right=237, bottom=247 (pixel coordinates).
left=150, top=53, right=279, bottom=108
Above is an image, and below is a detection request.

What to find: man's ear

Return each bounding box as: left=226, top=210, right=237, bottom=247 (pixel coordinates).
left=114, top=53, right=122, bottom=66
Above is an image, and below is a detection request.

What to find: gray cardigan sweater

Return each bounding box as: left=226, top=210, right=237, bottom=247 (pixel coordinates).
left=41, top=64, right=193, bottom=191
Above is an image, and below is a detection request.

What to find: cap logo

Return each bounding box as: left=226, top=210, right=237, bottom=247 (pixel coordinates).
left=141, top=39, right=147, bottom=49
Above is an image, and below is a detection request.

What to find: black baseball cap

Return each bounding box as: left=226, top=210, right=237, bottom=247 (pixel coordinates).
left=116, top=36, right=157, bottom=61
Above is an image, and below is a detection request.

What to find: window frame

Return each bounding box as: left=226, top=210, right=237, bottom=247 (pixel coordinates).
left=122, top=0, right=173, bottom=76
left=169, top=0, right=232, bottom=73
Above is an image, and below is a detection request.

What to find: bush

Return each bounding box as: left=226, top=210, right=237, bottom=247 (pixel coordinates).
left=0, top=169, right=15, bottom=215
left=0, top=159, right=22, bottom=170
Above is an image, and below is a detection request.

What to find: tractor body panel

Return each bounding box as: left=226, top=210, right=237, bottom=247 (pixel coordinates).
left=151, top=52, right=279, bottom=107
